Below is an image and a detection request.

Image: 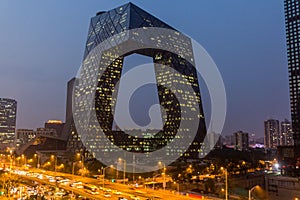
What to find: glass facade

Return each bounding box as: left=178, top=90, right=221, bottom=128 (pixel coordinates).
left=64, top=78, right=90, bottom=160
left=0, top=98, right=17, bottom=149
left=284, top=0, right=300, bottom=145
left=72, top=3, right=207, bottom=161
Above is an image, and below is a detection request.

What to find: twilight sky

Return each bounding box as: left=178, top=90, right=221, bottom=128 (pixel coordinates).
left=0, top=0, right=289, bottom=138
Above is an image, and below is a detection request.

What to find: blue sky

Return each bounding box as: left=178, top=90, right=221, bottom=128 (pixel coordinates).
left=0, top=1, right=289, bottom=138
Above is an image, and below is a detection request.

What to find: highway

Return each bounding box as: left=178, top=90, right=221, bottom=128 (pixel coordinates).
left=9, top=167, right=218, bottom=200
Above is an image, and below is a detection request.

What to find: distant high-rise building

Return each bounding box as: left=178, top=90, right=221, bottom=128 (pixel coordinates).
left=264, top=119, right=280, bottom=149
left=0, top=98, right=17, bottom=149
left=16, top=128, right=57, bottom=149
left=15, top=129, right=34, bottom=148
left=44, top=120, right=64, bottom=137
left=284, top=0, right=300, bottom=146
left=73, top=2, right=207, bottom=161
left=202, top=132, right=222, bottom=154
left=222, top=135, right=233, bottom=146
left=233, top=131, right=249, bottom=151
left=249, top=133, right=256, bottom=145
left=280, top=119, right=294, bottom=146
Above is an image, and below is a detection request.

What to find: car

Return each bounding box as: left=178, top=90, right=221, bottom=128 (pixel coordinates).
left=76, top=184, right=84, bottom=189
left=146, top=197, right=162, bottom=200
left=37, top=174, right=43, bottom=179
left=130, top=196, right=140, bottom=200
left=54, top=192, right=65, bottom=197
left=77, top=195, right=89, bottom=200
left=113, top=190, right=122, bottom=195
left=70, top=181, right=83, bottom=188
left=87, top=190, right=99, bottom=195
left=104, top=193, right=111, bottom=197
left=58, top=179, right=70, bottom=185
left=49, top=178, right=56, bottom=183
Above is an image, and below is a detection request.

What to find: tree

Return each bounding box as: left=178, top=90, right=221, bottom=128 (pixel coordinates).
left=78, top=167, right=89, bottom=176
left=0, top=171, right=19, bottom=198
left=204, top=178, right=216, bottom=194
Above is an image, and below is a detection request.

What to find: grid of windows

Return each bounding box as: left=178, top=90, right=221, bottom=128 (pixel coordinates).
left=264, top=119, right=280, bottom=149
left=71, top=3, right=207, bottom=160
left=284, top=0, right=300, bottom=145
left=281, top=119, right=294, bottom=146
left=0, top=98, right=17, bottom=149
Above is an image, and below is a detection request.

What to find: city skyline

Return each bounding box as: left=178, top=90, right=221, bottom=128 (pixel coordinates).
left=0, top=1, right=290, bottom=137
left=1, top=2, right=300, bottom=199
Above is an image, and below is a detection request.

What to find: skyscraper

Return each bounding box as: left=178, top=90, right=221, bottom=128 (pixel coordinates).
left=280, top=119, right=294, bottom=146
left=284, top=0, right=300, bottom=146
left=65, top=78, right=75, bottom=123
left=63, top=78, right=90, bottom=159
left=0, top=98, right=17, bottom=149
left=73, top=2, right=207, bottom=163
left=233, top=131, right=249, bottom=151
left=264, top=119, right=280, bottom=149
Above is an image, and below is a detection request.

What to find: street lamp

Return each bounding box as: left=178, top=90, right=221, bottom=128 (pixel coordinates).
left=71, top=161, right=76, bottom=198
left=102, top=165, right=113, bottom=188
left=249, top=185, right=259, bottom=200
left=16, top=157, right=21, bottom=167
left=173, top=182, right=179, bottom=194
left=221, top=167, right=228, bottom=200
left=118, top=158, right=126, bottom=185
left=21, top=154, right=27, bottom=169
left=8, top=149, right=13, bottom=171
left=158, top=161, right=166, bottom=191
left=8, top=155, right=12, bottom=172
left=76, top=153, right=84, bottom=169
left=34, top=153, right=40, bottom=169
left=51, top=154, right=57, bottom=175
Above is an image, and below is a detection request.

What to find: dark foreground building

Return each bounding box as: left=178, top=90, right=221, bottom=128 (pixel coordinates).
left=283, top=0, right=300, bottom=175
left=70, top=2, right=207, bottom=165
left=16, top=135, right=66, bottom=158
